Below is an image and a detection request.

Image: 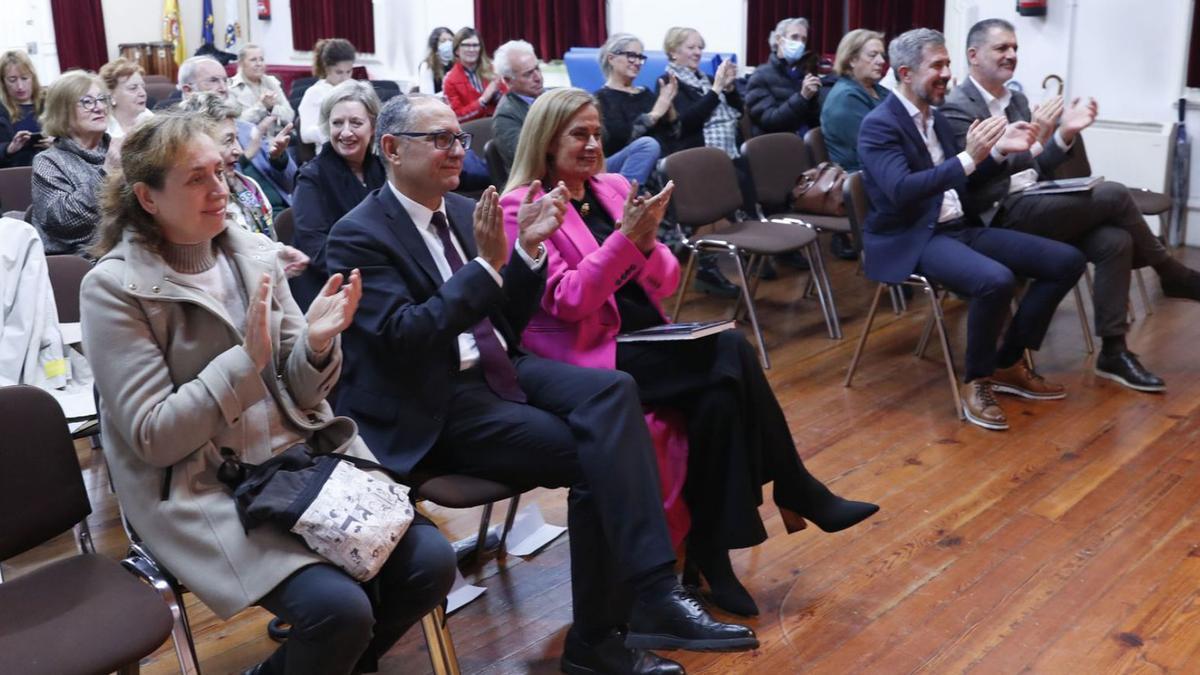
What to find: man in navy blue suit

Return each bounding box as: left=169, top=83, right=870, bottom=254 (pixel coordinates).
left=857, top=28, right=1085, bottom=431
left=326, top=94, right=756, bottom=674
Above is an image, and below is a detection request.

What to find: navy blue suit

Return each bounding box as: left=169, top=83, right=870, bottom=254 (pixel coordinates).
left=858, top=92, right=1085, bottom=380
left=325, top=185, right=676, bottom=634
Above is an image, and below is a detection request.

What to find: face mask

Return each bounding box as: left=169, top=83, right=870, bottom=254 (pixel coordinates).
left=437, top=41, right=454, bottom=63
left=782, top=39, right=806, bottom=62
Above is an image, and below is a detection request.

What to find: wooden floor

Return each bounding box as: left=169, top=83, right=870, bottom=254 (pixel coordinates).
left=8, top=243, right=1200, bottom=674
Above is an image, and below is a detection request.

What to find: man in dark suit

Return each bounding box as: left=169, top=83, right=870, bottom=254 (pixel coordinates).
left=326, top=94, right=756, bottom=674
left=941, top=18, right=1200, bottom=393
left=857, top=28, right=1086, bottom=431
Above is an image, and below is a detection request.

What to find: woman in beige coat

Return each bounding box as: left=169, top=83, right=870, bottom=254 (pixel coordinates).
left=80, top=113, right=455, bottom=675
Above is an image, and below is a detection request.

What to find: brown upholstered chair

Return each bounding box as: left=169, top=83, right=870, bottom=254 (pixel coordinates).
left=662, top=147, right=834, bottom=368
left=743, top=131, right=853, bottom=238
left=484, top=140, right=509, bottom=189
left=273, top=206, right=295, bottom=246
left=460, top=118, right=495, bottom=165
left=0, top=166, right=33, bottom=212
left=0, top=385, right=173, bottom=675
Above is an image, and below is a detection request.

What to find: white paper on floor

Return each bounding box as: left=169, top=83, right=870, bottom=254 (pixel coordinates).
left=503, top=503, right=567, bottom=557
left=445, top=567, right=486, bottom=614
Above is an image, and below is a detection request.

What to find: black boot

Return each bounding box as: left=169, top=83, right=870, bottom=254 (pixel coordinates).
left=780, top=472, right=879, bottom=534
left=682, top=545, right=758, bottom=617
left=830, top=232, right=858, bottom=261
left=693, top=256, right=740, bottom=298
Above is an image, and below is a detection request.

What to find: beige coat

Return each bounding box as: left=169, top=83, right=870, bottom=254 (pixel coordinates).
left=80, top=224, right=377, bottom=618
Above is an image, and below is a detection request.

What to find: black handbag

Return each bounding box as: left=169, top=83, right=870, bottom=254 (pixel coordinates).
left=217, top=444, right=414, bottom=581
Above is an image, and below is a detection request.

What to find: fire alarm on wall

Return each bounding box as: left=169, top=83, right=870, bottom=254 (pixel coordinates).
left=1017, top=0, right=1047, bottom=16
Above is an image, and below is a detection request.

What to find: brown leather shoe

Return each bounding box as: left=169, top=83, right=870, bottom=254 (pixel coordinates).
left=961, top=380, right=1009, bottom=431
left=990, top=362, right=1067, bottom=400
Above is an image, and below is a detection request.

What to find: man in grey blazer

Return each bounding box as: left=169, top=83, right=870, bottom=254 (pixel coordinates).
left=941, top=18, right=1200, bottom=393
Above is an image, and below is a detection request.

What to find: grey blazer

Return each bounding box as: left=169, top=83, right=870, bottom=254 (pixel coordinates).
left=80, top=225, right=379, bottom=618
left=940, top=78, right=1071, bottom=219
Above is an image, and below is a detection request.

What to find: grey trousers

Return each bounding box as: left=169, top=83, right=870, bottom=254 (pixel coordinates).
left=994, top=180, right=1168, bottom=338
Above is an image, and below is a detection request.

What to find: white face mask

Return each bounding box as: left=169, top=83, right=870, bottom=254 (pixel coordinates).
left=781, top=39, right=806, bottom=62
left=437, top=41, right=454, bottom=63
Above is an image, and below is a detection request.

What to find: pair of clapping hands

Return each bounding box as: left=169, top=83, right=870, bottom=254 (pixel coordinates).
left=963, top=94, right=1098, bottom=164
left=243, top=268, right=363, bottom=371
left=471, top=179, right=677, bottom=271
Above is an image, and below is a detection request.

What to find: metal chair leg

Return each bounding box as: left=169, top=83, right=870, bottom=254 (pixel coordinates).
left=731, top=253, right=762, bottom=321
left=122, top=555, right=201, bottom=675
left=1072, top=284, right=1094, bottom=354
left=1134, top=267, right=1153, bottom=316
left=421, top=605, right=462, bottom=675
left=925, top=283, right=964, bottom=419
left=844, top=283, right=886, bottom=387
left=472, top=502, right=495, bottom=560
left=671, top=250, right=699, bottom=321
left=915, top=289, right=938, bottom=358
left=731, top=250, right=770, bottom=369
left=806, top=240, right=842, bottom=339
left=497, top=494, right=521, bottom=556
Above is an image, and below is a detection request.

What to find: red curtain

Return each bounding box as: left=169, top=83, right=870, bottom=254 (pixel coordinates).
left=474, top=0, right=607, bottom=61
left=848, top=0, right=944, bottom=38
left=50, top=0, right=110, bottom=72
left=746, top=0, right=844, bottom=67
left=291, top=0, right=375, bottom=54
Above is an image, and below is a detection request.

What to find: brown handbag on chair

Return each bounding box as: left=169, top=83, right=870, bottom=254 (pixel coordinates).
left=791, top=161, right=848, bottom=216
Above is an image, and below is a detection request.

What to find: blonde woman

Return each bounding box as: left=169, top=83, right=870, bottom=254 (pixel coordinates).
left=0, top=49, right=49, bottom=167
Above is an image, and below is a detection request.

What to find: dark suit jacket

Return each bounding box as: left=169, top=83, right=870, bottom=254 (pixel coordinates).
left=857, top=92, right=1003, bottom=283
left=325, top=186, right=546, bottom=475
left=939, top=79, right=1070, bottom=217
left=493, top=92, right=532, bottom=171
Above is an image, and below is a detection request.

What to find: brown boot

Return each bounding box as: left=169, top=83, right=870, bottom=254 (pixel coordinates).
left=961, top=379, right=1008, bottom=430
left=991, top=362, right=1067, bottom=400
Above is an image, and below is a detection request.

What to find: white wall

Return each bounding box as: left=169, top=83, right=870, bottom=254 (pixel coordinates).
left=607, top=0, right=748, bottom=66
left=0, top=0, right=58, bottom=80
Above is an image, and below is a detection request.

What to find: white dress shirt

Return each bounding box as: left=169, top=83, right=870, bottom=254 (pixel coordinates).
left=897, top=90, right=973, bottom=224
left=387, top=181, right=544, bottom=370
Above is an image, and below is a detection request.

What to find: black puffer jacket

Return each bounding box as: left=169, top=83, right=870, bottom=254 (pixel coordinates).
left=745, top=54, right=821, bottom=137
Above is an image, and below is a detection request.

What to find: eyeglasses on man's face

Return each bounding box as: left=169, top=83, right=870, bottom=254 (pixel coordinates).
left=77, top=95, right=112, bottom=111
left=394, top=130, right=473, bottom=151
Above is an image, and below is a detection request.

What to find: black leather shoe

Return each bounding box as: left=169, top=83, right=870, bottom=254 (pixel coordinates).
left=1095, top=350, right=1166, bottom=393
left=1159, top=267, right=1200, bottom=300
left=694, top=261, right=741, bottom=298
left=625, top=586, right=758, bottom=652
left=561, top=628, right=685, bottom=675
left=830, top=233, right=858, bottom=261
left=682, top=550, right=758, bottom=617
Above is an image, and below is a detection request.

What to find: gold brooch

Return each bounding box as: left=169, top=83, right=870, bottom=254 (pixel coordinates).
left=579, top=203, right=590, bottom=217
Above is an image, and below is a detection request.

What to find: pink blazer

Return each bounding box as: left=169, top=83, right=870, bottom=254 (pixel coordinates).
left=499, top=173, right=681, bottom=370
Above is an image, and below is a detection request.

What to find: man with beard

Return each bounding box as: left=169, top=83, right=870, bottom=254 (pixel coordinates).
left=856, top=28, right=1085, bottom=431
left=941, top=18, right=1200, bottom=393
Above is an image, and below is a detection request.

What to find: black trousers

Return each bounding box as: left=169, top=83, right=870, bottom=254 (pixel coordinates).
left=915, top=226, right=1087, bottom=382
left=617, top=330, right=819, bottom=550
left=257, top=515, right=456, bottom=675
left=413, top=356, right=677, bottom=634
left=996, top=181, right=1169, bottom=337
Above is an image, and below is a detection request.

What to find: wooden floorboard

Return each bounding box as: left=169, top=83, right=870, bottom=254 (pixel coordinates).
left=7, top=243, right=1200, bottom=674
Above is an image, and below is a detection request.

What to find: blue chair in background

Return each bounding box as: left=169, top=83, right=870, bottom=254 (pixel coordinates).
left=563, top=47, right=735, bottom=93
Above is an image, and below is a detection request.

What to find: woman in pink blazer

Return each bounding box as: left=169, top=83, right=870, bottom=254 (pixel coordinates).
left=500, top=88, right=878, bottom=618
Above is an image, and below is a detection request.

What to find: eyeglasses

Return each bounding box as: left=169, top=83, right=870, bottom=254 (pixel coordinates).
left=459, top=42, right=482, bottom=50
left=613, top=51, right=648, bottom=64
left=394, top=130, right=473, bottom=151
left=77, top=95, right=112, bottom=111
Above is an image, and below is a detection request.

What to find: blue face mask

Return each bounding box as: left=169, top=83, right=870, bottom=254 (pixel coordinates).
left=437, top=41, right=454, bottom=63
left=781, top=39, right=806, bottom=62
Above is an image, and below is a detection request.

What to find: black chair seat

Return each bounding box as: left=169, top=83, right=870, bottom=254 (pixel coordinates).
left=1131, top=189, right=1171, bottom=216
left=411, top=474, right=521, bottom=508
left=695, top=220, right=819, bottom=255
left=0, top=554, right=173, bottom=674
left=770, top=211, right=852, bottom=233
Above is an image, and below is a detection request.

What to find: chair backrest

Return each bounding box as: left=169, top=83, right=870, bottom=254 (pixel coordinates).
left=289, top=76, right=318, bottom=99
left=371, top=79, right=401, bottom=103
left=484, top=140, right=509, bottom=189
left=274, top=207, right=295, bottom=245
left=1052, top=134, right=1092, bottom=179
left=804, top=127, right=830, bottom=166
left=661, top=147, right=744, bottom=228
left=0, top=385, right=92, bottom=561
left=742, top=132, right=812, bottom=214
left=0, top=166, right=34, bottom=212
left=461, top=118, right=495, bottom=163
left=144, top=80, right=178, bottom=106
left=843, top=171, right=870, bottom=245
left=143, top=73, right=171, bottom=86
left=46, top=254, right=92, bottom=324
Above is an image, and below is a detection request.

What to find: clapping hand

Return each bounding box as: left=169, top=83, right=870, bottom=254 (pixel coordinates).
left=244, top=273, right=273, bottom=371
left=712, top=60, right=737, bottom=93
left=995, top=121, right=1041, bottom=156
left=619, top=180, right=675, bottom=253
left=269, top=123, right=294, bottom=159
left=278, top=244, right=309, bottom=278
left=261, top=90, right=278, bottom=110
left=1060, top=96, right=1098, bottom=143
left=306, top=269, right=362, bottom=353
left=801, top=74, right=822, bottom=99
left=963, top=116, right=1006, bottom=163
left=517, top=180, right=567, bottom=257
left=1032, top=95, right=1064, bottom=144
left=474, top=187, right=509, bottom=271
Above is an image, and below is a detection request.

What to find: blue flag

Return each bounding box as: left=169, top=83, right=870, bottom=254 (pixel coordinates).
left=201, top=0, right=215, bottom=45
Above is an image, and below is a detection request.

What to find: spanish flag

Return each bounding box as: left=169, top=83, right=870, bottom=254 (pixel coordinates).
left=162, top=0, right=186, bottom=65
